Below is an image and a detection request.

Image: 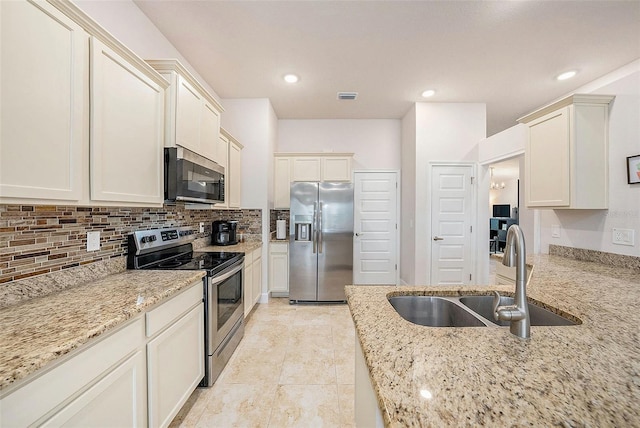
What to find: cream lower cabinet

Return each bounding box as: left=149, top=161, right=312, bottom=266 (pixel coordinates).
left=147, top=288, right=204, bottom=428
left=42, top=350, right=147, bottom=427
left=0, top=318, right=146, bottom=427
left=0, top=281, right=204, bottom=428
left=244, top=250, right=254, bottom=317
left=252, top=248, right=263, bottom=306
left=269, top=242, right=289, bottom=297
left=355, top=338, right=384, bottom=428
left=243, top=246, right=263, bottom=316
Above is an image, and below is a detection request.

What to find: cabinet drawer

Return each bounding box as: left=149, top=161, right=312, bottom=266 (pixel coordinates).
left=0, top=317, right=144, bottom=427
left=146, top=281, right=203, bottom=337
left=270, top=242, right=288, bottom=254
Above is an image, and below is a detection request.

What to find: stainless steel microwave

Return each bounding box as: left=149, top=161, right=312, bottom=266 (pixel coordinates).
left=165, top=147, right=224, bottom=204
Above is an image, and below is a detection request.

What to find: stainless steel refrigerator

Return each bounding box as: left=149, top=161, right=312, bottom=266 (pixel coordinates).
left=289, top=182, right=353, bottom=302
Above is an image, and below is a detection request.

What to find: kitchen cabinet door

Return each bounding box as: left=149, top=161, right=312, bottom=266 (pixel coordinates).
left=520, top=94, right=613, bottom=209
left=322, top=156, right=352, bottom=181
left=252, top=248, right=262, bottom=306
left=175, top=75, right=203, bottom=154
left=147, top=303, right=204, bottom=428
left=229, top=140, right=242, bottom=208
left=0, top=0, right=87, bottom=201
left=244, top=261, right=253, bottom=317
left=42, top=351, right=146, bottom=427
left=215, top=134, right=230, bottom=208
left=269, top=242, right=289, bottom=296
left=201, top=100, right=221, bottom=163
left=274, top=157, right=291, bottom=208
left=292, top=157, right=322, bottom=181
left=90, top=37, right=164, bottom=204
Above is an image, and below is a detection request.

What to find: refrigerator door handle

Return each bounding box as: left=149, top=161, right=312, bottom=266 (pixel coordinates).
left=313, top=202, right=318, bottom=254
left=318, top=203, right=323, bottom=253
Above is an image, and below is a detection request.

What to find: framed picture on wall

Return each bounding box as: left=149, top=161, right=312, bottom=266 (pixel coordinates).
left=627, top=154, right=640, bottom=184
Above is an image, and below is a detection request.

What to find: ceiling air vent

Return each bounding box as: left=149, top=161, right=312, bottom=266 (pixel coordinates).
left=337, top=92, right=358, bottom=100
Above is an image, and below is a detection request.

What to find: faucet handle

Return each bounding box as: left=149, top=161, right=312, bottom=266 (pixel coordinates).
left=492, top=291, right=501, bottom=320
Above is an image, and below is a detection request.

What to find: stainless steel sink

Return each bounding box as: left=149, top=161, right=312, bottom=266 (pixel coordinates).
left=388, top=296, right=487, bottom=327
left=387, top=294, right=580, bottom=327
left=459, top=295, right=579, bottom=326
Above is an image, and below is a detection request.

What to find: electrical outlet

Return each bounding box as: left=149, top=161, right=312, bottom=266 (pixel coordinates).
left=87, top=231, right=100, bottom=251
left=199, top=222, right=205, bottom=233
left=551, top=225, right=561, bottom=238
left=612, top=228, right=635, bottom=246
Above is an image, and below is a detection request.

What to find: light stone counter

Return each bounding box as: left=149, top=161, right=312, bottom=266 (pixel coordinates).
left=346, top=254, right=640, bottom=427
left=0, top=269, right=205, bottom=392
left=200, top=241, right=262, bottom=254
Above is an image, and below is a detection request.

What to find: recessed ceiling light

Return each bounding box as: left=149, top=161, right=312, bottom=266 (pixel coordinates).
left=556, top=70, right=577, bottom=81
left=421, top=89, right=436, bottom=98
left=284, top=74, right=299, bottom=83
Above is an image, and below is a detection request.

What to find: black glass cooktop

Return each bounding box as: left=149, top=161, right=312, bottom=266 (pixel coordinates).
left=150, top=251, right=243, bottom=275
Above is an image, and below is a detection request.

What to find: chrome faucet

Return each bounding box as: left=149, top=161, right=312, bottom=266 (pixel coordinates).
left=493, top=224, right=530, bottom=339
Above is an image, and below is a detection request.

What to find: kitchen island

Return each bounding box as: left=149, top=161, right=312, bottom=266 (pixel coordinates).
left=346, top=254, right=640, bottom=427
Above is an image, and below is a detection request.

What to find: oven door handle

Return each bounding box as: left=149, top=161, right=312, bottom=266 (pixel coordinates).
left=210, top=261, right=244, bottom=285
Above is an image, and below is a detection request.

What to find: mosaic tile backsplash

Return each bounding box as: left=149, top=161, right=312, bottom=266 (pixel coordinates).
left=0, top=204, right=261, bottom=284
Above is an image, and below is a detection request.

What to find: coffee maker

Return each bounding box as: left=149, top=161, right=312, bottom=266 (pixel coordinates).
left=212, top=220, right=238, bottom=246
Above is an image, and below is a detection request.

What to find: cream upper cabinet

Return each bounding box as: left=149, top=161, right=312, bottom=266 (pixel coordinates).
left=147, top=60, right=224, bottom=165
left=519, top=94, right=614, bottom=209
left=274, top=157, right=291, bottom=209
left=0, top=0, right=88, bottom=201
left=215, top=128, right=243, bottom=209
left=90, top=38, right=165, bottom=204
left=322, top=156, right=352, bottom=181
left=292, top=157, right=322, bottom=181
left=175, top=76, right=203, bottom=154
left=1, top=0, right=168, bottom=207
left=201, top=101, right=221, bottom=163
left=228, top=134, right=243, bottom=209
left=274, top=153, right=353, bottom=208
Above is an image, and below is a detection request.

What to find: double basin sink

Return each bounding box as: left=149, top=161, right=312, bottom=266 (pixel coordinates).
left=388, top=294, right=580, bottom=327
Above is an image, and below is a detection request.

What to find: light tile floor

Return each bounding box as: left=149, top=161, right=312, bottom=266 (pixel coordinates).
left=170, top=298, right=356, bottom=427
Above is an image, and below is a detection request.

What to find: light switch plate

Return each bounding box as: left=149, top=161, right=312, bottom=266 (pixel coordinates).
left=551, top=225, right=561, bottom=238
left=87, top=231, right=100, bottom=251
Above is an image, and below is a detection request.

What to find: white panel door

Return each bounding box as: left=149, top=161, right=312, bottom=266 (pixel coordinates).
left=430, top=165, right=473, bottom=285
left=90, top=37, right=164, bottom=204
left=0, top=0, right=87, bottom=201
left=353, top=172, right=398, bottom=284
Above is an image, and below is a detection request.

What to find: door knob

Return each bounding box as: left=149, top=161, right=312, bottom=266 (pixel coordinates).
left=355, top=233, right=361, bottom=237
left=433, top=236, right=444, bottom=241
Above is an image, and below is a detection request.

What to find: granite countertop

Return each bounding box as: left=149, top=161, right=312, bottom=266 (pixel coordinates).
left=346, top=254, right=640, bottom=427
left=200, top=241, right=262, bottom=253
left=0, top=269, right=205, bottom=392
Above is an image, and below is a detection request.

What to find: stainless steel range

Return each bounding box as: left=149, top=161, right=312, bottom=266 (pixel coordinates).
left=127, top=226, right=244, bottom=387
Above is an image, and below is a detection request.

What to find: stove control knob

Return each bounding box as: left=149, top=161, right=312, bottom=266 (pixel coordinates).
left=141, top=235, right=156, bottom=244
left=149, top=235, right=157, bottom=242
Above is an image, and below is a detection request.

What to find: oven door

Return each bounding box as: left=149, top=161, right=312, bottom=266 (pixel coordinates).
left=208, top=260, right=244, bottom=354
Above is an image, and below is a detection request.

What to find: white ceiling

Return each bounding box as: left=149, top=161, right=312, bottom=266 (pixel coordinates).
left=134, top=0, right=640, bottom=136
